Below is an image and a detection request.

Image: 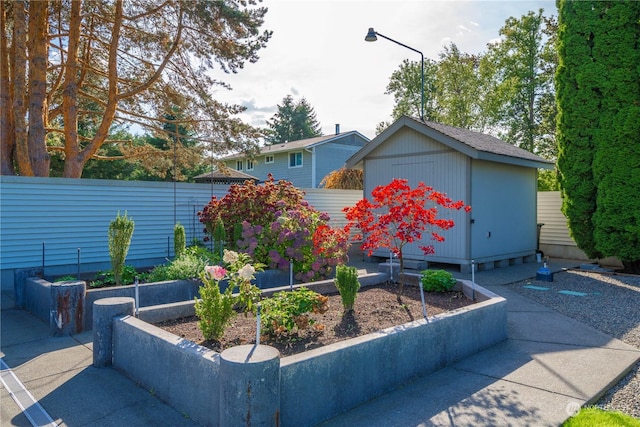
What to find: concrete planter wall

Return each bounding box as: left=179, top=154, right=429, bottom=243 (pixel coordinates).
left=15, top=268, right=304, bottom=333
left=106, top=279, right=506, bottom=426
left=17, top=274, right=201, bottom=332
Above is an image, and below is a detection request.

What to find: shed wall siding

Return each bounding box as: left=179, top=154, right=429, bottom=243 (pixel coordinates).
left=470, top=161, right=537, bottom=260
left=363, top=128, right=470, bottom=262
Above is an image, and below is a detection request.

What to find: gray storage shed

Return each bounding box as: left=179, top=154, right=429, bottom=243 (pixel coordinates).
left=345, top=116, right=554, bottom=272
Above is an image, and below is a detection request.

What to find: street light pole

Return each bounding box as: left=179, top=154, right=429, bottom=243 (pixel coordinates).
left=365, top=28, right=424, bottom=121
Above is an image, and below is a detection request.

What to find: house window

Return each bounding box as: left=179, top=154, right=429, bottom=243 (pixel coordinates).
left=236, top=160, right=243, bottom=171
left=265, top=155, right=274, bottom=164
left=289, top=152, right=303, bottom=168
left=246, top=159, right=254, bottom=171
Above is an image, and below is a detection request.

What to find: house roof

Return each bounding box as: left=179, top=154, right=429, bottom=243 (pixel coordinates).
left=346, top=116, right=555, bottom=170
left=221, top=131, right=369, bottom=160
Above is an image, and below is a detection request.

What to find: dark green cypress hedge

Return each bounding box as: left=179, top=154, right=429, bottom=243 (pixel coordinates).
left=556, top=0, right=640, bottom=272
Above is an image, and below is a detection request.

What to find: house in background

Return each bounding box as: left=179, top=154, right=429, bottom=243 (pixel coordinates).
left=346, top=116, right=554, bottom=273
left=221, top=125, right=369, bottom=188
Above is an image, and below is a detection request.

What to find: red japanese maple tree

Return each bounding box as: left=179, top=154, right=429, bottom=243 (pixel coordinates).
left=343, top=178, right=471, bottom=299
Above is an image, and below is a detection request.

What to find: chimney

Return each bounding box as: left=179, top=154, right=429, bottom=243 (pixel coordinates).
left=335, top=124, right=340, bottom=135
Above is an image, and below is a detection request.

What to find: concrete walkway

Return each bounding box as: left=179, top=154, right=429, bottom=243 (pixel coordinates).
left=321, top=259, right=640, bottom=426
left=2, top=259, right=639, bottom=426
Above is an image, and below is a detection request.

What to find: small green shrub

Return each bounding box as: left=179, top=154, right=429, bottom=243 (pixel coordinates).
left=108, top=212, right=135, bottom=286
left=212, top=217, right=226, bottom=259
left=421, top=269, right=456, bottom=292
left=334, top=265, right=360, bottom=312
left=194, top=250, right=263, bottom=341
left=174, top=223, right=186, bottom=258
left=144, top=246, right=217, bottom=282
left=260, top=287, right=329, bottom=338
left=194, top=274, right=236, bottom=341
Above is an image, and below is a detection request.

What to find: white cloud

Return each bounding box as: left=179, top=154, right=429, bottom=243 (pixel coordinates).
left=211, top=0, right=556, bottom=139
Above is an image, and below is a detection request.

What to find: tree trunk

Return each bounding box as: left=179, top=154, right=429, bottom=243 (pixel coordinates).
left=62, top=0, right=81, bottom=177
left=27, top=0, right=50, bottom=176
left=0, top=1, right=15, bottom=175
left=62, top=0, right=123, bottom=178
left=11, top=1, right=32, bottom=176
left=396, top=250, right=405, bottom=303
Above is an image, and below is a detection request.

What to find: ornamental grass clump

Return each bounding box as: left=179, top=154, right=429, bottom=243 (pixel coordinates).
left=108, top=211, right=134, bottom=286
left=194, top=250, right=263, bottom=341
left=334, top=265, right=360, bottom=313
left=421, top=269, right=457, bottom=292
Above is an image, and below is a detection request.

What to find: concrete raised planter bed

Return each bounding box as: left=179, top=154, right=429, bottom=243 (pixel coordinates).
left=14, top=267, right=300, bottom=333
left=101, top=277, right=506, bottom=426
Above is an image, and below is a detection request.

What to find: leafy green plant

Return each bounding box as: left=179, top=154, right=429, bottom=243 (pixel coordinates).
left=144, top=246, right=217, bottom=283
left=194, top=250, right=263, bottom=341
left=90, top=265, right=137, bottom=288
left=194, top=271, right=236, bottom=341
left=54, top=275, right=78, bottom=283
left=421, top=269, right=457, bottom=292
left=174, top=223, right=186, bottom=258
left=108, top=211, right=135, bottom=286
left=260, top=287, right=329, bottom=338
left=334, top=265, right=360, bottom=312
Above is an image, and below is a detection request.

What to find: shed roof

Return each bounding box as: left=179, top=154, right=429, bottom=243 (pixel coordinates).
left=221, top=130, right=369, bottom=160
left=346, top=116, right=554, bottom=170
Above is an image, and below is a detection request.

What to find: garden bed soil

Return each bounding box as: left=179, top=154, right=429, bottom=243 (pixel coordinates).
left=156, top=281, right=474, bottom=357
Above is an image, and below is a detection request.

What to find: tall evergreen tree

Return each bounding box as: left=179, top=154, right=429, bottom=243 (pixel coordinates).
left=486, top=10, right=557, bottom=156
left=1, top=1, right=271, bottom=177
left=265, top=95, right=322, bottom=144
left=556, top=0, right=640, bottom=273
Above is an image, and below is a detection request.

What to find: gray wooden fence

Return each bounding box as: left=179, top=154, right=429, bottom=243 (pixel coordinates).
left=2, top=177, right=608, bottom=290
left=0, top=176, right=362, bottom=288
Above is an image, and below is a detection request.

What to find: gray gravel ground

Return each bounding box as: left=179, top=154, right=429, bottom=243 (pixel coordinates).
left=505, top=269, right=640, bottom=419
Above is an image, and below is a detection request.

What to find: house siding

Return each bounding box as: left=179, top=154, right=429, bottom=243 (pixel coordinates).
left=314, top=143, right=364, bottom=187
left=223, top=133, right=368, bottom=188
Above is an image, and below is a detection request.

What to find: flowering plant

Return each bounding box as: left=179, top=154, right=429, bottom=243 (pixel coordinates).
left=194, top=250, right=264, bottom=341
left=199, top=176, right=350, bottom=282
left=343, top=179, right=470, bottom=299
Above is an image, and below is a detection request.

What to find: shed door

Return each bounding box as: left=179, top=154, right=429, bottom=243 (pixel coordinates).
left=365, top=152, right=469, bottom=262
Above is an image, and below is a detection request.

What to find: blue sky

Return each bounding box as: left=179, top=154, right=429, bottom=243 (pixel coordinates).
left=212, top=0, right=556, bottom=140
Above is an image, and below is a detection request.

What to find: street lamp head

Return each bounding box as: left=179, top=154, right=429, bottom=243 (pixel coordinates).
left=365, top=28, right=377, bottom=42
